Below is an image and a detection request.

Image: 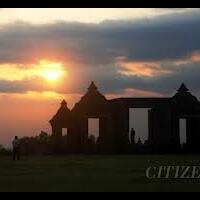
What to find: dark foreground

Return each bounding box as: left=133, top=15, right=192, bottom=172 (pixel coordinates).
left=0, top=155, right=200, bottom=192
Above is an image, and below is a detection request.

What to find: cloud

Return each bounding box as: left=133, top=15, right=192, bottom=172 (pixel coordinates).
left=0, top=10, right=200, bottom=98
left=115, top=57, right=173, bottom=77
left=0, top=8, right=195, bottom=26
left=0, top=9, right=200, bottom=64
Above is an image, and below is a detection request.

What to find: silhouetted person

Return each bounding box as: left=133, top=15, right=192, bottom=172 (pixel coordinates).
left=87, top=135, right=96, bottom=154
left=12, top=136, right=20, bottom=160
left=137, top=138, right=143, bottom=146
left=130, top=128, right=136, bottom=145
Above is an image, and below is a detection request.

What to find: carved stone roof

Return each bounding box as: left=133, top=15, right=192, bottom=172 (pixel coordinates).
left=173, top=83, right=200, bottom=107
left=177, top=83, right=189, bottom=93
left=50, top=99, right=71, bottom=124
left=88, top=81, right=98, bottom=91
left=77, top=81, right=107, bottom=105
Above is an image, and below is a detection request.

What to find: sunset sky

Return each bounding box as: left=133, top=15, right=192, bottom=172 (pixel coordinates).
left=0, top=8, right=200, bottom=146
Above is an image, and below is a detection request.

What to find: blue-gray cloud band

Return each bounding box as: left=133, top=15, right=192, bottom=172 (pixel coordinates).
left=0, top=10, right=200, bottom=97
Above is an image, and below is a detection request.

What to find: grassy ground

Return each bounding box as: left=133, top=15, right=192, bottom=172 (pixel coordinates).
left=0, top=155, right=200, bottom=192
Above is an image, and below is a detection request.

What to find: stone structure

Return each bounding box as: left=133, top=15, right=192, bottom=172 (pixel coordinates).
left=50, top=82, right=200, bottom=154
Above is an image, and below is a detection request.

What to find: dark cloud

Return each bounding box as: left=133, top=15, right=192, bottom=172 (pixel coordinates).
left=0, top=10, right=200, bottom=97
left=97, top=61, right=200, bottom=99
left=0, top=60, right=200, bottom=100
left=0, top=10, right=200, bottom=64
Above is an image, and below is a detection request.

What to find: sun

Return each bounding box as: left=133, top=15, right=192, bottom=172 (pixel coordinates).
left=36, top=60, right=66, bottom=82
left=42, top=68, right=64, bottom=81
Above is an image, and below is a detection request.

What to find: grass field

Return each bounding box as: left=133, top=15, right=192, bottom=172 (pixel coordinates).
left=0, top=155, right=200, bottom=192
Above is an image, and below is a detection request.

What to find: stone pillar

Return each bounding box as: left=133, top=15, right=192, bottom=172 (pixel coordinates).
left=148, top=109, right=154, bottom=153
left=99, top=116, right=107, bottom=153
left=52, top=125, right=62, bottom=137
left=186, top=118, right=200, bottom=153
left=100, top=115, right=115, bottom=153
left=117, top=106, right=130, bottom=153
left=148, top=109, right=153, bottom=144
left=80, top=116, right=89, bottom=153
left=171, top=115, right=182, bottom=153
left=51, top=125, right=63, bottom=154
left=150, top=108, right=173, bottom=153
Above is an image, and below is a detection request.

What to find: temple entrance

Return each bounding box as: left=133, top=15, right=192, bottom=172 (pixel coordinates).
left=62, top=128, right=68, bottom=136
left=88, top=118, right=100, bottom=141
left=129, top=108, right=150, bottom=143
left=87, top=118, right=100, bottom=153
left=50, top=82, right=200, bottom=154
left=179, top=119, right=187, bottom=145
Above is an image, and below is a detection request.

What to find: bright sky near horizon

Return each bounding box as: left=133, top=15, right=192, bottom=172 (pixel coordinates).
left=0, top=8, right=194, bottom=24
left=0, top=8, right=199, bottom=147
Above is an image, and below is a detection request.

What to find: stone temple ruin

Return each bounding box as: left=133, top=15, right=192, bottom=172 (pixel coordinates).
left=50, top=82, right=200, bottom=154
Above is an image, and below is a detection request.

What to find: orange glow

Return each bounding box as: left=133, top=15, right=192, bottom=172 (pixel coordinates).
left=0, top=60, right=67, bottom=83
left=191, top=52, right=200, bottom=62
left=107, top=88, right=164, bottom=99
left=116, top=58, right=172, bottom=77
left=173, top=52, right=200, bottom=66
left=32, top=60, right=66, bottom=82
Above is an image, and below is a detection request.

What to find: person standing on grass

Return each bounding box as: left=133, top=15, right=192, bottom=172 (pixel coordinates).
left=12, top=136, right=20, bottom=161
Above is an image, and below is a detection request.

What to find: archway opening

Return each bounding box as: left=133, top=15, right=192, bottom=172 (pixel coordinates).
left=129, top=108, right=150, bottom=143
left=88, top=118, right=100, bottom=142
left=179, top=119, right=187, bottom=145
left=62, top=128, right=68, bottom=136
